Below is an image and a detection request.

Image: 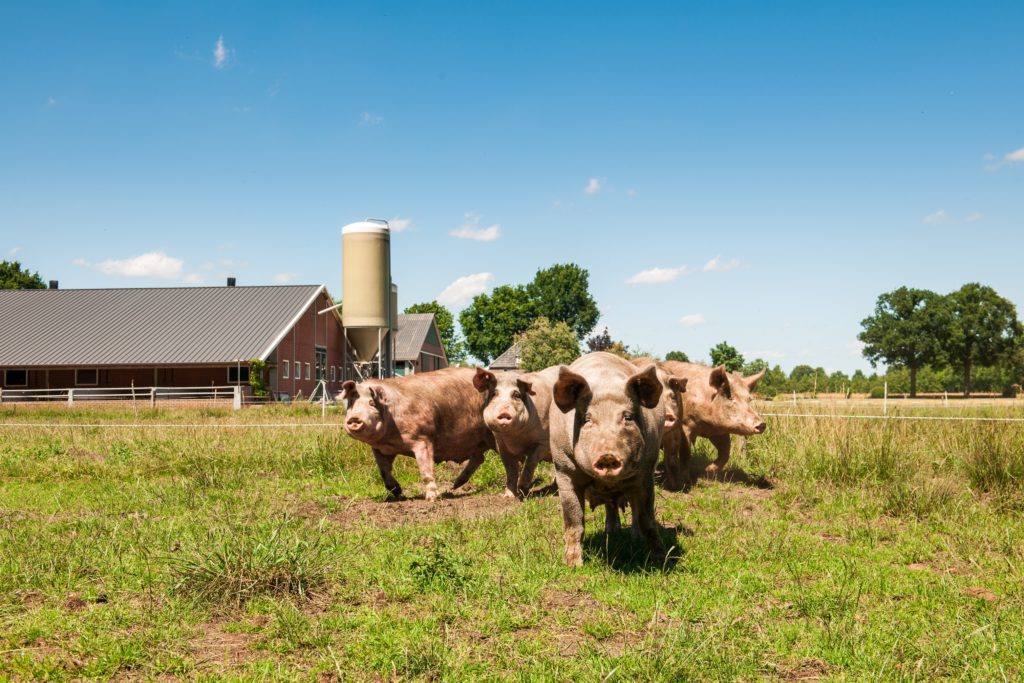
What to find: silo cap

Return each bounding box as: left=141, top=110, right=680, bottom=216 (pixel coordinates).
left=342, top=218, right=391, bottom=235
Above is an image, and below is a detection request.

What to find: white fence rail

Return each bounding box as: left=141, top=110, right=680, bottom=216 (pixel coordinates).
left=0, top=385, right=245, bottom=409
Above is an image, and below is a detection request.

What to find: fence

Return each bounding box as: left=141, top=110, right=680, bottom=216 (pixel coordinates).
left=0, top=385, right=246, bottom=409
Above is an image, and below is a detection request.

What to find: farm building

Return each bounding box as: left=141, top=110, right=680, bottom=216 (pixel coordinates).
left=489, top=343, right=522, bottom=371
left=0, top=283, right=349, bottom=400
left=393, top=313, right=449, bottom=375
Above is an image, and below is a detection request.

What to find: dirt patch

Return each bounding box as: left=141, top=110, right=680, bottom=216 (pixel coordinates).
left=190, top=621, right=260, bottom=669
left=308, top=493, right=520, bottom=531
left=68, top=447, right=106, bottom=463
left=541, top=588, right=606, bottom=612
left=64, top=594, right=89, bottom=612
left=771, top=657, right=833, bottom=681
left=964, top=586, right=998, bottom=602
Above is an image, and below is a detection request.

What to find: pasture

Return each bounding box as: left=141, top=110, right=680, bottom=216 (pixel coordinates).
left=1, top=402, right=1023, bottom=681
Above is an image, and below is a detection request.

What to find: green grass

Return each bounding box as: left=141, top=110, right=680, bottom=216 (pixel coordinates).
left=1, top=402, right=1023, bottom=680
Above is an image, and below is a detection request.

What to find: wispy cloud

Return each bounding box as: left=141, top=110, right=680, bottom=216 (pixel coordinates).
left=1005, top=147, right=1024, bottom=162
left=213, top=35, right=230, bottom=68
left=923, top=209, right=948, bottom=224
left=8, top=246, right=22, bottom=257
left=450, top=213, right=501, bottom=241
left=703, top=256, right=740, bottom=272
left=182, top=273, right=204, bottom=284
left=965, top=211, right=984, bottom=223
left=679, top=313, right=706, bottom=327
left=626, top=188, right=637, bottom=198
left=272, top=273, right=296, bottom=284
left=626, top=265, right=690, bottom=285
left=360, top=112, right=383, bottom=126
left=748, top=350, right=785, bottom=360
left=47, top=97, right=57, bottom=107
left=389, top=217, right=412, bottom=232
left=437, top=272, right=494, bottom=308
left=584, top=178, right=603, bottom=195
left=74, top=251, right=184, bottom=279
left=847, top=340, right=865, bottom=357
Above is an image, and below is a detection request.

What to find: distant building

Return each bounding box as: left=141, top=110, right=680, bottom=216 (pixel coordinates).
left=489, top=343, right=522, bottom=371
left=0, top=283, right=346, bottom=399
left=393, top=313, right=449, bottom=375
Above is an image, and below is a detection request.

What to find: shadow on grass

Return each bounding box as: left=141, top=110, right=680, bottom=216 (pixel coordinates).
left=685, top=453, right=774, bottom=490
left=583, top=522, right=692, bottom=573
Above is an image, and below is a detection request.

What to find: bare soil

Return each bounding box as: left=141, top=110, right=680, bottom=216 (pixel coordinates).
left=305, top=492, right=520, bottom=530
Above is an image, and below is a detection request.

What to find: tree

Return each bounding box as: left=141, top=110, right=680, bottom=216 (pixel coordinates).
left=586, top=327, right=614, bottom=352
left=709, top=341, right=744, bottom=372
left=404, top=300, right=466, bottom=363
left=527, top=263, right=600, bottom=340
left=858, top=287, right=948, bottom=398
left=458, top=285, right=535, bottom=364
left=516, top=318, right=580, bottom=372
left=943, top=283, right=1022, bottom=396
left=665, top=350, right=689, bottom=362
left=0, top=261, right=46, bottom=289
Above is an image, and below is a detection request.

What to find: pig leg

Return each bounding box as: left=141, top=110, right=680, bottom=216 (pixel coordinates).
left=678, top=428, right=695, bottom=484
left=661, top=428, right=685, bottom=491
left=556, top=473, right=586, bottom=567
left=496, top=444, right=522, bottom=499
left=411, top=441, right=440, bottom=502
left=451, top=452, right=485, bottom=492
left=372, top=449, right=403, bottom=499
left=604, top=502, right=621, bottom=535
left=628, top=481, right=666, bottom=564
left=516, top=444, right=545, bottom=497
left=704, top=434, right=731, bottom=478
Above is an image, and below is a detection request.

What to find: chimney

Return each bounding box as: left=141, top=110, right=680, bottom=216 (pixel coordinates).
left=49, top=280, right=58, bottom=290
left=227, top=277, right=236, bottom=287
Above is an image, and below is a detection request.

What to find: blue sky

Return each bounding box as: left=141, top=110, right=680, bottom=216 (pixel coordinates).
left=2, top=1, right=1022, bottom=373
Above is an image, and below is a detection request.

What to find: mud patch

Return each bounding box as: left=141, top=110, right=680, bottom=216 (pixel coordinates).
left=770, top=656, right=833, bottom=681
left=963, top=586, right=998, bottom=602
left=190, top=621, right=260, bottom=669
left=311, top=493, right=519, bottom=530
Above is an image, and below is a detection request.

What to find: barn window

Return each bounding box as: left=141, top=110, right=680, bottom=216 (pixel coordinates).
left=5, top=369, right=27, bottom=386
left=228, top=366, right=251, bottom=383
left=331, top=365, right=336, bottom=382
left=305, top=362, right=311, bottom=380
left=75, top=368, right=98, bottom=386
left=282, top=360, right=289, bottom=379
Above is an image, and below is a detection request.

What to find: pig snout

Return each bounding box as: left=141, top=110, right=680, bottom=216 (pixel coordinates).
left=345, top=416, right=365, bottom=433
left=592, top=453, right=624, bottom=478
left=495, top=410, right=514, bottom=427
left=753, top=420, right=766, bottom=434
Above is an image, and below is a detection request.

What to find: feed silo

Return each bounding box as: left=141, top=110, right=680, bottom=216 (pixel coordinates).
left=341, top=218, right=395, bottom=378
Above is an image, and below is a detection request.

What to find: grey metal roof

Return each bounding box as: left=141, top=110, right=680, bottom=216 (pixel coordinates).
left=0, top=285, right=326, bottom=366
left=489, top=343, right=521, bottom=370
left=394, top=313, right=441, bottom=362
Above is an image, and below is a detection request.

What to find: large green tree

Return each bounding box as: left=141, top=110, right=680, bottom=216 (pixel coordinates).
left=526, top=263, right=600, bottom=340
left=0, top=261, right=46, bottom=289
left=404, top=300, right=466, bottom=363
left=858, top=287, right=948, bottom=397
left=709, top=341, right=745, bottom=372
left=516, top=317, right=581, bottom=372
left=665, top=350, right=689, bottom=362
left=458, top=285, right=535, bottom=364
left=943, top=283, right=1022, bottom=397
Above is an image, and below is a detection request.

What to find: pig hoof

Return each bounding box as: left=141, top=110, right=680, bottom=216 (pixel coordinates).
left=704, top=464, right=720, bottom=478
left=502, top=488, right=517, bottom=499
left=564, top=545, right=583, bottom=567
left=424, top=487, right=439, bottom=502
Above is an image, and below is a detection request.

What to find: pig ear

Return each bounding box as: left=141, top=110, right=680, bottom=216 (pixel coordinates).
left=745, top=367, right=767, bottom=390
left=709, top=366, right=730, bottom=394
left=517, top=377, right=536, bottom=396
left=553, top=366, right=591, bottom=413
left=669, top=376, right=688, bottom=394
left=341, top=380, right=357, bottom=399
left=627, top=364, right=663, bottom=409
left=473, top=367, right=497, bottom=393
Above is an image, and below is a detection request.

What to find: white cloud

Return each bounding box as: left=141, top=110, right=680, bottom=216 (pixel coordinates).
left=626, top=265, right=690, bottom=285
left=272, top=273, right=296, bottom=284
left=360, top=112, right=383, bottom=126
left=584, top=178, right=603, bottom=195
left=923, top=209, right=948, bottom=224
left=437, top=272, right=494, bottom=308
left=626, top=188, right=637, bottom=198
left=679, top=313, right=706, bottom=327
left=965, top=211, right=984, bottom=223
left=703, top=256, right=740, bottom=272
left=1005, top=147, right=1024, bottom=162
left=8, top=246, right=22, bottom=257
left=389, top=217, right=412, bottom=232
left=450, top=213, right=501, bottom=241
left=213, top=35, right=230, bottom=68
left=182, top=273, right=204, bottom=284
left=75, top=251, right=184, bottom=279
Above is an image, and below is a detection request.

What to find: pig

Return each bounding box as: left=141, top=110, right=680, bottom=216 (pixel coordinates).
left=633, top=358, right=690, bottom=490
left=340, top=367, right=496, bottom=501
left=472, top=366, right=561, bottom=499
left=645, top=360, right=766, bottom=481
left=549, top=352, right=667, bottom=567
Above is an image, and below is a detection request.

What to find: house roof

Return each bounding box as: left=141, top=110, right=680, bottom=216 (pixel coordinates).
left=0, top=285, right=329, bottom=367
left=489, top=343, right=521, bottom=370
left=394, top=313, right=445, bottom=362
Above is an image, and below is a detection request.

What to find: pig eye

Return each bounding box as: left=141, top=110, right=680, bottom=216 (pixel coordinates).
left=623, top=411, right=635, bottom=422
left=583, top=412, right=593, bottom=423
left=511, top=391, right=522, bottom=400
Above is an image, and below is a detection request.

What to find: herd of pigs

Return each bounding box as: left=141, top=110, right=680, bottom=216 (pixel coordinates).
left=340, top=352, right=767, bottom=566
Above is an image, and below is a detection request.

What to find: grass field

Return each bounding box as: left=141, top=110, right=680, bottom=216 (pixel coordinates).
left=2, top=402, right=1023, bottom=681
